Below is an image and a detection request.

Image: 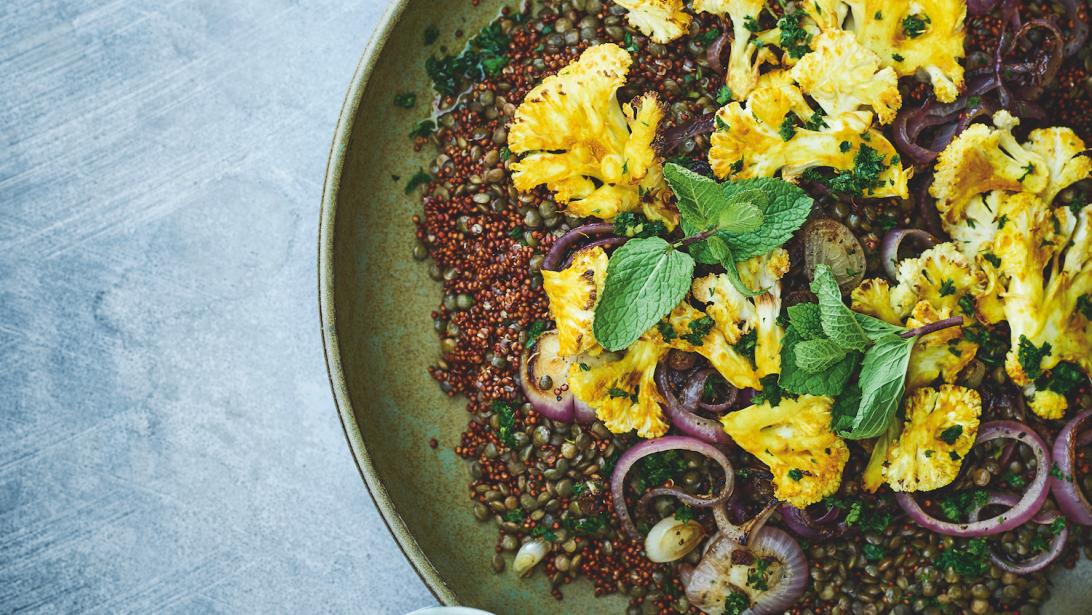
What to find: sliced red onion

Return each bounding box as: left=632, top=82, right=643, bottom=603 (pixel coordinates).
left=572, top=397, right=596, bottom=424
left=880, top=228, right=939, bottom=279
left=706, top=31, right=730, bottom=75
left=518, top=331, right=575, bottom=422
left=541, top=223, right=614, bottom=271
left=659, top=113, right=716, bottom=154
left=968, top=492, right=1069, bottom=573
left=896, top=421, right=1051, bottom=537
left=560, top=235, right=628, bottom=268
left=968, top=0, right=999, bottom=16
left=655, top=363, right=732, bottom=445
left=610, top=436, right=735, bottom=538
left=685, top=527, right=808, bottom=615
left=802, top=218, right=866, bottom=292
left=1060, top=0, right=1089, bottom=58
left=1051, top=409, right=1092, bottom=525
left=779, top=503, right=847, bottom=540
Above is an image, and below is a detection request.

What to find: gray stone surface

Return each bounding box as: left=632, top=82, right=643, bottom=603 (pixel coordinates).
left=0, top=1, right=437, bottom=613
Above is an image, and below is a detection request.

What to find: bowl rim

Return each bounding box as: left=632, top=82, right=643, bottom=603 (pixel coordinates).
left=318, top=0, right=454, bottom=605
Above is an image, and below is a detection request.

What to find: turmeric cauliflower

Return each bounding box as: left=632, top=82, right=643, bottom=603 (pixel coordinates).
left=904, top=302, right=977, bottom=390
left=1023, top=126, right=1092, bottom=205
left=882, top=385, right=982, bottom=492
left=789, top=30, right=901, bottom=124
left=693, top=0, right=774, bottom=99
left=656, top=248, right=791, bottom=389
left=990, top=196, right=1092, bottom=408
left=614, top=0, right=692, bottom=44
left=568, top=338, right=670, bottom=438
left=804, top=0, right=966, bottom=102
left=720, top=395, right=850, bottom=507
left=542, top=247, right=609, bottom=357
left=851, top=242, right=987, bottom=322
left=508, top=44, right=676, bottom=227
left=708, top=77, right=910, bottom=197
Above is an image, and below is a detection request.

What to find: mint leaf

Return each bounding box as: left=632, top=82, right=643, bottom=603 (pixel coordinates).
left=831, top=382, right=862, bottom=433
left=812, top=264, right=871, bottom=352
left=664, top=164, right=765, bottom=234
left=704, top=236, right=765, bottom=297
left=718, top=179, right=813, bottom=261
left=787, top=303, right=824, bottom=340
left=779, top=325, right=860, bottom=396
left=795, top=338, right=849, bottom=373
left=593, top=237, right=695, bottom=351
left=717, top=190, right=766, bottom=233
left=854, top=312, right=906, bottom=340
left=847, top=334, right=915, bottom=439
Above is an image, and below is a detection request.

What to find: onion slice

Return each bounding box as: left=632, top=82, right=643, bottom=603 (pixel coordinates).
left=518, top=331, right=575, bottom=422
left=968, top=491, right=1069, bottom=573
left=610, top=436, right=735, bottom=538
left=1051, top=409, right=1092, bottom=525
left=880, top=228, right=939, bottom=279
left=541, top=223, right=614, bottom=272
left=655, top=363, right=732, bottom=445
left=685, top=527, right=808, bottom=615
left=896, top=421, right=1051, bottom=537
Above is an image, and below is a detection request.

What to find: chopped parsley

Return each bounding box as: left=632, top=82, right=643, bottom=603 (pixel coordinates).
left=747, top=558, right=771, bottom=590
left=1018, top=162, right=1036, bottom=182
left=778, top=10, right=813, bottom=58
left=863, top=543, right=886, bottom=562
left=982, top=252, right=1002, bottom=267
left=937, top=538, right=990, bottom=578
left=779, top=114, right=798, bottom=141
left=409, top=119, right=436, bottom=139
left=614, top=212, right=667, bottom=238
left=730, top=158, right=744, bottom=173
left=638, top=450, right=689, bottom=491
left=715, top=115, right=730, bottom=131
left=681, top=316, right=715, bottom=346
left=696, top=28, right=722, bottom=47
left=674, top=506, right=695, bottom=523
left=938, top=278, right=956, bottom=296
left=1003, top=471, right=1027, bottom=488
left=394, top=92, right=417, bottom=108
left=839, top=140, right=852, bottom=152
left=562, top=512, right=610, bottom=536
left=958, top=294, right=976, bottom=317
left=1050, top=517, right=1067, bottom=535
left=1050, top=462, right=1071, bottom=481
left=997, top=213, right=1009, bottom=229
left=891, top=52, right=905, bottom=62
left=722, top=591, right=751, bottom=615
left=812, top=145, right=889, bottom=196
left=499, top=146, right=511, bottom=161
left=788, top=468, right=805, bottom=481
left=608, top=387, right=638, bottom=402
left=405, top=170, right=433, bottom=194
left=743, top=15, right=760, bottom=32
left=751, top=373, right=783, bottom=406
left=502, top=508, right=525, bottom=523
left=1016, top=335, right=1051, bottom=380
left=657, top=320, right=678, bottom=342
left=1039, top=361, right=1084, bottom=395
left=939, top=490, right=988, bottom=522
left=734, top=329, right=758, bottom=361
left=716, top=85, right=734, bottom=105
left=841, top=499, right=892, bottom=533
left=426, top=18, right=509, bottom=97
left=902, top=13, right=931, bottom=38
left=938, top=425, right=963, bottom=445
left=803, top=109, right=828, bottom=131
left=493, top=400, right=519, bottom=448
left=525, top=320, right=548, bottom=346
left=531, top=525, right=558, bottom=542
left=874, top=10, right=883, bottom=20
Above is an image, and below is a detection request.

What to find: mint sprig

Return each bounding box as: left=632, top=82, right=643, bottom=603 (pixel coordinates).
left=591, top=165, right=812, bottom=352
left=778, top=264, right=963, bottom=440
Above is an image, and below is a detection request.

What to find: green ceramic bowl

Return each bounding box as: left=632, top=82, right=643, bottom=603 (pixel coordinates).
left=318, top=1, right=1091, bottom=612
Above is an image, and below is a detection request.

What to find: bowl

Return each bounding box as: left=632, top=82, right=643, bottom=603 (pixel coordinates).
left=318, top=1, right=1091, bottom=612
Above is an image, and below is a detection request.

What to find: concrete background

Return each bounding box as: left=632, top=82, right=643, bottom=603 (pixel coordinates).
left=1, top=1, right=438, bottom=612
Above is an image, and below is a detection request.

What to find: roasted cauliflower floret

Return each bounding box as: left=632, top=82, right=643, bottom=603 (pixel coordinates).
left=904, top=302, right=977, bottom=390
left=882, top=385, right=982, bottom=492
left=693, top=0, right=773, bottom=99
left=851, top=242, right=986, bottom=322
left=708, top=79, right=910, bottom=197
left=805, top=0, right=966, bottom=102
left=658, top=299, right=759, bottom=390
left=789, top=30, right=901, bottom=124
left=542, top=247, right=609, bottom=357
left=991, top=196, right=1092, bottom=406
left=720, top=395, right=850, bottom=507
left=931, top=111, right=1048, bottom=225
left=1023, top=127, right=1092, bottom=205
left=508, top=44, right=676, bottom=227
left=568, top=338, right=670, bottom=438
left=614, top=0, right=692, bottom=44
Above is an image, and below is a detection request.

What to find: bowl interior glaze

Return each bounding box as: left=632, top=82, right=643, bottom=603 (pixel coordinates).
left=319, top=1, right=1089, bottom=612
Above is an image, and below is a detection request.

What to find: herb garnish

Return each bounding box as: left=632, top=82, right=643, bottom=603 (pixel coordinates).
left=394, top=92, right=417, bottom=108
left=493, top=400, right=519, bottom=448
left=902, top=13, right=931, bottom=38
left=722, top=591, right=750, bottom=615
left=1016, top=335, right=1051, bottom=380
left=937, top=538, right=990, bottom=578
left=426, top=19, right=509, bottom=97
left=405, top=170, right=433, bottom=194
left=777, top=10, right=813, bottom=59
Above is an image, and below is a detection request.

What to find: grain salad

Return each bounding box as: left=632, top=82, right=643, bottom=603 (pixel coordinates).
left=404, top=1, right=1092, bottom=613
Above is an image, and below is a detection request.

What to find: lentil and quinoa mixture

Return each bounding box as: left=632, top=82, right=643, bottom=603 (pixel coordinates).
left=403, top=0, right=1092, bottom=613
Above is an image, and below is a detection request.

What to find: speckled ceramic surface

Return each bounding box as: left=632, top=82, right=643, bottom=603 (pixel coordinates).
left=319, top=2, right=1091, bottom=613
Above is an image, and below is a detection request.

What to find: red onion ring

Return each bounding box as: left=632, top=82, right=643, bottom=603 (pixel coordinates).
left=610, top=436, right=736, bottom=538
left=896, top=421, right=1051, bottom=537
left=968, top=492, right=1069, bottom=573
left=706, top=30, right=730, bottom=75
left=778, top=503, right=847, bottom=540
left=573, top=397, right=596, bottom=424
left=659, top=113, right=716, bottom=154
left=655, top=363, right=732, bottom=445
left=684, top=526, right=809, bottom=615
left=1051, top=409, right=1092, bottom=525
left=541, top=223, right=614, bottom=271
left=1060, top=0, right=1089, bottom=58
left=880, top=228, right=939, bottom=279
left=559, top=236, right=628, bottom=269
